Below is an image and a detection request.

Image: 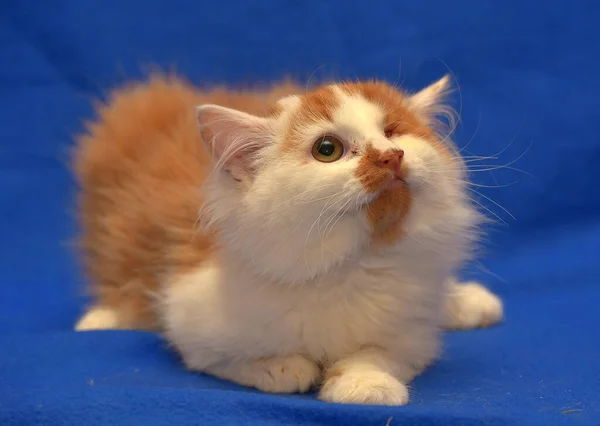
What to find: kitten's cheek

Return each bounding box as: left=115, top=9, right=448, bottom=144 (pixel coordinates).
left=405, top=173, right=426, bottom=192
left=403, top=157, right=430, bottom=193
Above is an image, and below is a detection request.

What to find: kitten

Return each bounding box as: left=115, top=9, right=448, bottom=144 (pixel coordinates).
left=73, top=74, right=503, bottom=405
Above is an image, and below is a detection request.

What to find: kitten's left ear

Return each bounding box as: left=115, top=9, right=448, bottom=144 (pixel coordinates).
left=408, top=75, right=453, bottom=124
left=196, top=104, right=275, bottom=182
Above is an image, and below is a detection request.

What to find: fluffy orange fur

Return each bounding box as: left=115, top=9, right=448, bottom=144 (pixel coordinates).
left=74, top=75, right=302, bottom=329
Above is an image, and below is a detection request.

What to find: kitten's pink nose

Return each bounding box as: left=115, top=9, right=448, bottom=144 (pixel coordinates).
left=376, top=149, right=404, bottom=174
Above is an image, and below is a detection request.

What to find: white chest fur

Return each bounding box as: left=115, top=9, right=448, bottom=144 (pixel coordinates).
left=161, top=195, right=476, bottom=375
left=161, top=241, right=451, bottom=374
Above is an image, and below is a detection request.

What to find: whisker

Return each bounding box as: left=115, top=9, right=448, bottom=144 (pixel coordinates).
left=456, top=116, right=527, bottom=163
left=473, top=260, right=509, bottom=284
left=462, top=156, right=498, bottom=163
left=455, top=108, right=481, bottom=155
left=467, top=186, right=516, bottom=221
left=296, top=192, right=344, bottom=205
left=317, top=192, right=348, bottom=233
left=428, top=164, right=534, bottom=178
left=304, top=192, right=346, bottom=264
left=435, top=57, right=463, bottom=144
left=354, top=189, right=366, bottom=212
left=411, top=172, right=504, bottom=227
left=320, top=196, right=353, bottom=239
left=466, top=195, right=508, bottom=226
left=270, top=183, right=340, bottom=209
left=321, top=195, right=355, bottom=255
left=306, top=64, right=328, bottom=91
left=391, top=57, right=405, bottom=89
left=445, top=177, right=519, bottom=189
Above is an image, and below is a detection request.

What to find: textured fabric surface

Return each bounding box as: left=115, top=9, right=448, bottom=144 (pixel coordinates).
left=1, top=1, right=599, bottom=424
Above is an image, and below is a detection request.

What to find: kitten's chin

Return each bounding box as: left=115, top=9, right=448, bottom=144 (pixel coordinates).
left=232, top=252, right=350, bottom=287
left=386, top=177, right=409, bottom=190
left=219, top=214, right=370, bottom=286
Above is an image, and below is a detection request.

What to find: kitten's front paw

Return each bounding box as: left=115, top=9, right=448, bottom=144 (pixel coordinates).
left=251, top=354, right=321, bottom=394
left=319, top=369, right=409, bottom=406
left=444, top=281, right=503, bottom=330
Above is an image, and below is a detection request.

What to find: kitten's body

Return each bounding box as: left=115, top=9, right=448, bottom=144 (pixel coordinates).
left=74, top=74, right=502, bottom=405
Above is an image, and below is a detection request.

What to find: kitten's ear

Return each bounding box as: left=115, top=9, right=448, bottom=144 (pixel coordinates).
left=408, top=75, right=453, bottom=125
left=196, top=104, right=275, bottom=182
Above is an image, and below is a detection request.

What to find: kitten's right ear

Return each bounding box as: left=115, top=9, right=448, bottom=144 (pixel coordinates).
left=407, top=75, right=454, bottom=126
left=196, top=104, right=275, bottom=181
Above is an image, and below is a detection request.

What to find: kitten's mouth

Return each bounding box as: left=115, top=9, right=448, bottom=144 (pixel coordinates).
left=390, top=164, right=409, bottom=186
left=385, top=175, right=407, bottom=189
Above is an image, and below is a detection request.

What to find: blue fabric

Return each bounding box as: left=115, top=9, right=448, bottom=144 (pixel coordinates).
left=1, top=0, right=598, bottom=424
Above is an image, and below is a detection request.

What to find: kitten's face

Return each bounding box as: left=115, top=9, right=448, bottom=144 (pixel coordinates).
left=197, top=77, right=467, bottom=284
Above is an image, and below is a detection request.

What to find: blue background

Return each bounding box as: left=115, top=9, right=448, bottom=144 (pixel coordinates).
left=1, top=0, right=599, bottom=424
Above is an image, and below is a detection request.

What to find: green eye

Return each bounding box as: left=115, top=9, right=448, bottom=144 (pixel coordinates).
left=312, top=135, right=345, bottom=163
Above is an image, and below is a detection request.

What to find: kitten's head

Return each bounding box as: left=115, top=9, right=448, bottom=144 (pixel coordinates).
left=196, top=77, right=471, bottom=284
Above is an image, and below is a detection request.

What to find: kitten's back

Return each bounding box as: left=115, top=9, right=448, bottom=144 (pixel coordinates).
left=74, top=74, right=300, bottom=329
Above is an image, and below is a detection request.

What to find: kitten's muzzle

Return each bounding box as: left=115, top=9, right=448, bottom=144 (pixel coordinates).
left=375, top=149, right=408, bottom=183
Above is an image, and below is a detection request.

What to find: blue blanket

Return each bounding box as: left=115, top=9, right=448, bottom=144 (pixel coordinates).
left=1, top=1, right=598, bottom=424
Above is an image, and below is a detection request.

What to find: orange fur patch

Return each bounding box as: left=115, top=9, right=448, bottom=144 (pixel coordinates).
left=343, top=81, right=435, bottom=140
left=367, top=188, right=412, bottom=246
left=356, top=144, right=412, bottom=246
left=74, top=74, right=301, bottom=329
left=297, top=85, right=337, bottom=123
left=347, top=81, right=456, bottom=161
left=282, top=85, right=339, bottom=153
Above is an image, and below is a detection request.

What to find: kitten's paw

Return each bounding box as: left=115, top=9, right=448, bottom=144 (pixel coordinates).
left=241, top=354, right=321, bottom=394
left=319, top=369, right=409, bottom=406
left=75, top=306, right=119, bottom=331
left=444, top=281, right=503, bottom=330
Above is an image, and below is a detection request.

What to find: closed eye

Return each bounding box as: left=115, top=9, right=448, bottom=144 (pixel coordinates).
left=384, top=123, right=401, bottom=138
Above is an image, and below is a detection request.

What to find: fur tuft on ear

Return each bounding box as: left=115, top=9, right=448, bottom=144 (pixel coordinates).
left=196, top=104, right=275, bottom=181
left=408, top=75, right=456, bottom=129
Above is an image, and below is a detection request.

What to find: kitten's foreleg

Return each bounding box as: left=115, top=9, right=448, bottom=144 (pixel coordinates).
left=194, top=354, right=322, bottom=394
left=319, top=346, right=411, bottom=406
left=443, top=278, right=503, bottom=330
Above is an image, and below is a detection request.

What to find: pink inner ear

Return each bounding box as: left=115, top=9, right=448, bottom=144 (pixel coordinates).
left=226, top=152, right=253, bottom=169
left=196, top=104, right=275, bottom=179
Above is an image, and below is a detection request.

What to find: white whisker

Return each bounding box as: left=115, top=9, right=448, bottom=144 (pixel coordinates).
left=320, top=196, right=353, bottom=239
left=445, top=176, right=518, bottom=189
left=462, top=156, right=498, bottom=163
left=435, top=57, right=462, bottom=145
left=306, top=64, right=328, bottom=91
left=455, top=108, right=481, bottom=155
left=321, top=195, right=355, bottom=256
left=270, top=183, right=339, bottom=210
left=466, top=195, right=509, bottom=226
left=467, top=186, right=515, bottom=221
left=304, top=191, right=346, bottom=266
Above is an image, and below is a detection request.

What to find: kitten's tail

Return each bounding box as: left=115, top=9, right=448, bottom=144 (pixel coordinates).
left=72, top=73, right=204, bottom=332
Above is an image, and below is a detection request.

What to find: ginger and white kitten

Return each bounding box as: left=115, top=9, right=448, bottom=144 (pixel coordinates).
left=74, top=74, right=503, bottom=405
